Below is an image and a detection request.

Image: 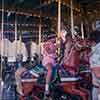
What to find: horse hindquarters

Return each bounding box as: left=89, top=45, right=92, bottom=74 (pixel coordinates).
left=59, top=82, right=88, bottom=100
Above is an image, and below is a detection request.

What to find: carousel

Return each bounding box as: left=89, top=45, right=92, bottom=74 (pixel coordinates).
left=0, top=0, right=100, bottom=100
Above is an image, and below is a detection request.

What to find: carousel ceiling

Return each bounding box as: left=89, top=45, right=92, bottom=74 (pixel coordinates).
left=0, top=0, right=99, bottom=24
left=0, top=0, right=100, bottom=42
left=0, top=0, right=58, bottom=29
left=0, top=0, right=99, bottom=18
left=77, top=0, right=100, bottom=10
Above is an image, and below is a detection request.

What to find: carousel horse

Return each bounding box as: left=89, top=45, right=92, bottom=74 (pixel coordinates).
left=17, top=40, right=92, bottom=100
left=17, top=24, right=91, bottom=100
left=59, top=37, right=92, bottom=100
left=60, top=26, right=92, bottom=99
left=17, top=31, right=93, bottom=100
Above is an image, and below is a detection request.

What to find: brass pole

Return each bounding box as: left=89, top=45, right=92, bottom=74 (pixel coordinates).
left=70, top=0, right=74, bottom=38
left=57, top=0, right=61, bottom=55
left=80, top=6, right=84, bottom=39
left=81, top=21, right=84, bottom=39
left=58, top=0, right=61, bottom=39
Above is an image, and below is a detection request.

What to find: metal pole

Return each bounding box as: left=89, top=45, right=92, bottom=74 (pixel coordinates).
left=81, top=21, right=84, bottom=39
left=70, top=0, right=74, bottom=38
left=80, top=7, right=84, bottom=39
left=1, top=0, right=4, bottom=81
left=15, top=13, right=17, bottom=58
left=38, top=19, right=41, bottom=64
left=57, top=0, right=61, bottom=55
left=58, top=0, right=61, bottom=39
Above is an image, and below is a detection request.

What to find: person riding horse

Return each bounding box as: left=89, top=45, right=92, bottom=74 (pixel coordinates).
left=42, top=31, right=57, bottom=96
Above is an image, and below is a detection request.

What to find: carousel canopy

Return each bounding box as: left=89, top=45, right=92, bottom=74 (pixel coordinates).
left=0, top=0, right=99, bottom=16
left=0, top=0, right=100, bottom=42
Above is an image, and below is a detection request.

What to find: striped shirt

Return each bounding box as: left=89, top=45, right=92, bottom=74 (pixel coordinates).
left=90, top=43, right=100, bottom=67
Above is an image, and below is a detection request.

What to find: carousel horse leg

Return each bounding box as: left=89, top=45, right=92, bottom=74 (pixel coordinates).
left=79, top=73, right=92, bottom=100
left=79, top=87, right=91, bottom=100
left=61, top=82, right=88, bottom=100
left=76, top=81, right=91, bottom=100
left=67, top=88, right=88, bottom=100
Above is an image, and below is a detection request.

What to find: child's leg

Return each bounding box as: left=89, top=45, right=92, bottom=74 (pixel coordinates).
left=45, top=63, right=52, bottom=93
left=15, top=67, right=27, bottom=96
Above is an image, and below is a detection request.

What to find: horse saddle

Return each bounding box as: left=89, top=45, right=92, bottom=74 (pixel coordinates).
left=21, top=64, right=81, bottom=84
left=21, top=64, right=58, bottom=84
left=59, top=67, right=81, bottom=82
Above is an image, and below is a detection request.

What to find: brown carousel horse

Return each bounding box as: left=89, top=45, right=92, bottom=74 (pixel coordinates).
left=61, top=37, right=92, bottom=100
left=18, top=38, right=92, bottom=100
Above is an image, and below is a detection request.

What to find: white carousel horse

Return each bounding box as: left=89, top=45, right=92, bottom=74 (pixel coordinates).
left=11, top=40, right=28, bottom=62
left=0, top=38, right=12, bottom=57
